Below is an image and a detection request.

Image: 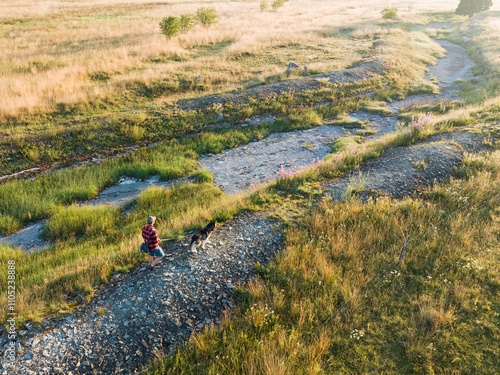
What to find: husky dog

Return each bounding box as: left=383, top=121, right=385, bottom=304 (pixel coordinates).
left=188, top=221, right=216, bottom=252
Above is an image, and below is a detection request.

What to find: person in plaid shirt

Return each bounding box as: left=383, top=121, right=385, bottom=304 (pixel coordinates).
left=142, top=216, right=164, bottom=269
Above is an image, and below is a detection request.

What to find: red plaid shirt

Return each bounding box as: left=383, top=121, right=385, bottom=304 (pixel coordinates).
left=142, top=224, right=160, bottom=251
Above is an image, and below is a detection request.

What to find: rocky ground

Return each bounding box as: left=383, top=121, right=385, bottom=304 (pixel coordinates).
left=0, top=24, right=489, bottom=374
left=200, top=124, right=345, bottom=194
left=1, top=212, right=283, bottom=374
left=325, top=130, right=488, bottom=201
left=176, top=60, right=385, bottom=111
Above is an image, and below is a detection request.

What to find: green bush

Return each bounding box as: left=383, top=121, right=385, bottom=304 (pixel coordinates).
left=455, top=0, right=492, bottom=18
left=159, top=16, right=181, bottom=39
left=122, top=125, right=146, bottom=141
left=42, top=205, right=121, bottom=241
left=195, top=7, right=218, bottom=28
left=272, top=0, right=287, bottom=10
left=381, top=6, right=398, bottom=20
left=260, top=1, right=269, bottom=12
left=180, top=14, right=195, bottom=34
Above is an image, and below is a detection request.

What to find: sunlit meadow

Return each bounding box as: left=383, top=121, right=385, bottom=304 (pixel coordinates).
left=0, top=0, right=470, bottom=120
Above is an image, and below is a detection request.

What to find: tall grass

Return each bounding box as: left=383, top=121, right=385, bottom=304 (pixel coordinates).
left=0, top=180, right=245, bottom=323
left=42, top=205, right=122, bottom=242
left=0, top=141, right=197, bottom=234
left=148, top=148, right=500, bottom=374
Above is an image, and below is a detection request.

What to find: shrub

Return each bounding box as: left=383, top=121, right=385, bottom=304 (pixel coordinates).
left=180, top=14, right=195, bottom=34
left=122, top=125, right=146, bottom=141
left=272, top=0, right=287, bottom=10
left=260, top=1, right=269, bottom=12
left=405, top=113, right=435, bottom=136
left=455, top=0, right=492, bottom=18
left=195, top=7, right=218, bottom=28
left=159, top=16, right=181, bottom=39
left=381, top=6, right=398, bottom=20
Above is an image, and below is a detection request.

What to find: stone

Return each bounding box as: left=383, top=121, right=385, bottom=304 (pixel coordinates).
left=24, top=352, right=33, bottom=360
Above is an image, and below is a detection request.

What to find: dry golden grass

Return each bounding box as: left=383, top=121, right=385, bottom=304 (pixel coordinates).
left=475, top=14, right=500, bottom=72
left=0, top=0, right=464, bottom=119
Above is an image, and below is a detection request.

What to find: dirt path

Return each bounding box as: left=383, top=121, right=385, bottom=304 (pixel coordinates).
left=1, top=212, right=282, bottom=375
left=388, top=38, right=475, bottom=111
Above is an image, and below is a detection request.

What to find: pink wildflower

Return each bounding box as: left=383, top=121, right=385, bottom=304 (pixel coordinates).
left=408, top=113, right=435, bottom=133
left=277, top=165, right=295, bottom=179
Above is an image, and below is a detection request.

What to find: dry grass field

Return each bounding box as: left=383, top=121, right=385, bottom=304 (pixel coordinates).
left=0, top=0, right=470, bottom=121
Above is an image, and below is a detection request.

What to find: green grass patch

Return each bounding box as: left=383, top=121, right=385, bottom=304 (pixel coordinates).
left=190, top=169, right=214, bottom=184
left=0, top=214, right=22, bottom=236
left=42, top=205, right=122, bottom=242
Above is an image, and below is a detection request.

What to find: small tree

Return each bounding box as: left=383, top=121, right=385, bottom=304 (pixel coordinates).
left=195, top=7, right=218, bottom=28
left=381, top=6, right=398, bottom=20
left=455, top=0, right=492, bottom=18
left=159, top=16, right=181, bottom=39
left=272, top=0, right=287, bottom=10
left=179, top=14, right=195, bottom=34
